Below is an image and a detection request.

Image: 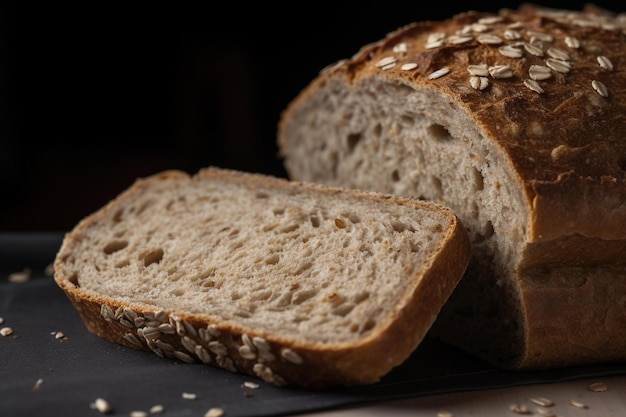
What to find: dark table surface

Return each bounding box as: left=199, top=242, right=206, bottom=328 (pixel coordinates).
left=2, top=232, right=625, bottom=417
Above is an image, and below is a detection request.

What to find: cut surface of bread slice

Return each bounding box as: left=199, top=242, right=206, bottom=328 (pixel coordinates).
left=54, top=167, right=470, bottom=389
left=277, top=5, right=626, bottom=370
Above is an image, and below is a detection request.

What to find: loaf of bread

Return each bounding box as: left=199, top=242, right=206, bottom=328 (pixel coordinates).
left=53, top=167, right=470, bottom=389
left=277, top=4, right=626, bottom=370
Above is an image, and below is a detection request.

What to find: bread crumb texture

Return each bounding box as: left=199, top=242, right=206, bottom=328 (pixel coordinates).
left=57, top=169, right=455, bottom=344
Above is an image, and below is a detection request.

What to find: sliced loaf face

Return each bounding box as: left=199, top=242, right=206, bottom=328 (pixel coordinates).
left=277, top=5, right=626, bottom=369
left=54, top=167, right=470, bottom=389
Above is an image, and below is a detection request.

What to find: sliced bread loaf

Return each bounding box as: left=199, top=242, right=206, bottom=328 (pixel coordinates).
left=277, top=4, right=626, bottom=370
left=53, top=167, right=470, bottom=389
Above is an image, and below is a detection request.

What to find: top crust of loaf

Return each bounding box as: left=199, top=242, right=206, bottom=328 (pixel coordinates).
left=278, top=3, right=626, bottom=242
left=54, top=167, right=470, bottom=389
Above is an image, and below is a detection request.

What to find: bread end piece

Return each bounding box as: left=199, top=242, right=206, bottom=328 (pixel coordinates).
left=54, top=167, right=470, bottom=390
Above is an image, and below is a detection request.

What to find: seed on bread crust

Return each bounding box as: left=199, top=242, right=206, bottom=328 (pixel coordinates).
left=597, top=55, right=614, bottom=71
left=428, top=67, right=451, bottom=80
left=524, top=79, right=545, bottom=94
left=592, top=80, right=609, bottom=97
left=281, top=348, right=303, bottom=364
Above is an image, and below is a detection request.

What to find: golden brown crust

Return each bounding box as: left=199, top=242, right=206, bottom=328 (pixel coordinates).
left=519, top=264, right=626, bottom=369
left=54, top=167, right=470, bottom=390
left=280, top=4, right=626, bottom=243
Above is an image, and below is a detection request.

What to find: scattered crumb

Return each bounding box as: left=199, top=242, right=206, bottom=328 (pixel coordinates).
left=130, top=411, right=148, bottom=417
left=437, top=412, right=453, bottom=417
left=52, top=331, right=68, bottom=341
left=242, top=381, right=259, bottom=389
left=0, top=317, right=4, bottom=325
left=204, top=408, right=225, bottom=417
left=509, top=404, right=531, bottom=414
left=45, top=263, right=55, bottom=276
left=182, top=392, right=197, bottom=400
left=535, top=408, right=557, bottom=417
left=149, top=404, right=164, bottom=414
left=568, top=399, right=588, bottom=409
left=528, top=397, right=554, bottom=407
left=32, top=378, right=44, bottom=391
left=8, top=268, right=31, bottom=283
left=91, top=398, right=113, bottom=414
left=588, top=382, right=608, bottom=392
left=1, top=327, right=13, bottom=336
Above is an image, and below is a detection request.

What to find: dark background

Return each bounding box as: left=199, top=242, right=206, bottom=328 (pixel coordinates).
left=0, top=1, right=619, bottom=232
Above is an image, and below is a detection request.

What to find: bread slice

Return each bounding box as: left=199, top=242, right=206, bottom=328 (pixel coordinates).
left=277, top=4, right=626, bottom=370
left=53, top=167, right=470, bottom=389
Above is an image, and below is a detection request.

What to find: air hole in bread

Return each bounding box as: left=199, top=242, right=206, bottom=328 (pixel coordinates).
left=250, top=288, right=273, bottom=301
left=310, top=214, right=321, bottom=228
left=373, top=123, right=382, bottom=138
left=472, top=167, right=485, bottom=191
left=273, top=208, right=285, bottom=215
left=354, top=292, right=370, bottom=303
left=427, top=123, right=452, bottom=141
left=68, top=273, right=80, bottom=287
left=191, top=270, right=214, bottom=282
left=201, top=280, right=216, bottom=288
left=483, top=220, right=495, bottom=240
left=142, top=248, right=164, bottom=267
left=359, top=244, right=372, bottom=255
left=103, top=240, right=129, bottom=255
left=470, top=201, right=480, bottom=220
left=230, top=241, right=244, bottom=250
left=115, top=260, right=130, bottom=268
left=262, top=223, right=278, bottom=232
left=265, top=254, right=280, bottom=265
left=399, top=114, right=414, bottom=129
left=235, top=309, right=252, bottom=318
left=136, top=200, right=154, bottom=216
left=347, top=133, right=362, bottom=153
left=351, top=318, right=377, bottom=333
left=292, top=289, right=317, bottom=305
left=362, top=318, right=376, bottom=332
left=431, top=175, right=443, bottom=196
left=171, top=288, right=184, bottom=296
left=255, top=192, right=269, bottom=199
left=293, top=261, right=313, bottom=275
left=332, top=303, right=354, bottom=316
left=279, top=224, right=299, bottom=233
left=391, top=221, right=416, bottom=233
left=113, top=209, right=123, bottom=223
left=411, top=242, right=422, bottom=253
left=348, top=213, right=361, bottom=224
left=474, top=220, right=495, bottom=243
left=391, top=169, right=400, bottom=182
